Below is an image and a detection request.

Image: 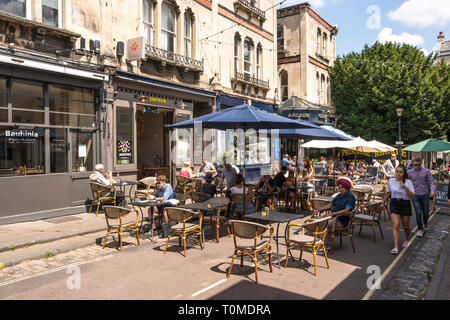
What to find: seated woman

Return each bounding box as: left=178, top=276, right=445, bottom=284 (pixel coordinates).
left=255, top=174, right=276, bottom=210
left=179, top=161, right=193, bottom=178
left=295, top=169, right=315, bottom=211
left=285, top=168, right=297, bottom=212
left=321, top=162, right=331, bottom=176
left=231, top=174, right=256, bottom=214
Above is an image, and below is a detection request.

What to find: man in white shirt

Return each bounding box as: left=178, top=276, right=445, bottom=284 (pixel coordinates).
left=93, top=163, right=114, bottom=187
left=383, top=154, right=399, bottom=179
left=198, top=159, right=217, bottom=175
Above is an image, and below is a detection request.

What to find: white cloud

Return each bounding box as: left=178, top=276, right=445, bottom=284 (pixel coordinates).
left=388, top=0, right=450, bottom=28
left=281, top=0, right=325, bottom=9
left=377, top=28, right=425, bottom=46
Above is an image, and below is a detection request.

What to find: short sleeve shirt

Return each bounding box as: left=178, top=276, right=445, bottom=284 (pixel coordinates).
left=331, top=192, right=356, bottom=227
left=220, top=165, right=239, bottom=189
left=387, top=178, right=415, bottom=200
left=200, top=162, right=216, bottom=173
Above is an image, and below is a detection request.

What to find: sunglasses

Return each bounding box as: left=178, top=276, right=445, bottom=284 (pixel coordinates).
left=413, top=164, right=421, bottom=166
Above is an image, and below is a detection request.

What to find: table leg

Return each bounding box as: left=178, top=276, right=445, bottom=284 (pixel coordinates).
left=276, top=222, right=281, bottom=268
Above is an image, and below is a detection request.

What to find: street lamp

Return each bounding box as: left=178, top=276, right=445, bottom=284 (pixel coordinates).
left=395, top=107, right=404, bottom=164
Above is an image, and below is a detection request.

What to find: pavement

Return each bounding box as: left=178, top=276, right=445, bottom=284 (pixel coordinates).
left=1, top=198, right=450, bottom=300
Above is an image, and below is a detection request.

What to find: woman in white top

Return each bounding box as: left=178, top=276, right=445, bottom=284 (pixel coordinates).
left=231, top=174, right=256, bottom=214
left=382, top=164, right=415, bottom=255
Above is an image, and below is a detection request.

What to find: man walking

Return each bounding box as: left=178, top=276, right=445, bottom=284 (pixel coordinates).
left=383, top=154, right=399, bottom=180
left=407, top=157, right=436, bottom=237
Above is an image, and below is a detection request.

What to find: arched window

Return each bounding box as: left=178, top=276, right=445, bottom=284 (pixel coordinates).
left=320, top=74, right=325, bottom=104
left=322, top=33, right=327, bottom=57
left=184, top=11, right=193, bottom=57
left=256, top=44, right=262, bottom=79
left=316, top=29, right=321, bottom=55
left=234, top=33, right=241, bottom=75
left=327, top=77, right=330, bottom=105
left=280, top=70, right=288, bottom=102
left=243, top=38, right=253, bottom=79
left=316, top=72, right=320, bottom=103
left=161, top=1, right=177, bottom=53
left=143, top=0, right=154, bottom=46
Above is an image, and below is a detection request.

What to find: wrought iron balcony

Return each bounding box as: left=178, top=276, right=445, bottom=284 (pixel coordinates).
left=145, top=44, right=203, bottom=72
left=232, top=72, right=269, bottom=89
left=235, top=0, right=266, bottom=21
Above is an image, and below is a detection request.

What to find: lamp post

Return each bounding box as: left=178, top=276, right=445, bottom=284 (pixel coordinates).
left=395, top=107, right=404, bottom=164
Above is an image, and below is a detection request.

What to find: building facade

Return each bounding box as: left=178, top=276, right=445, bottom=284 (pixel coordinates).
left=435, top=32, right=450, bottom=64
left=0, top=0, right=278, bottom=223
left=276, top=2, right=337, bottom=124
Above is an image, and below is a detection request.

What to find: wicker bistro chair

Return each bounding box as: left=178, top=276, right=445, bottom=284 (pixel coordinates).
left=227, top=220, right=274, bottom=283
left=102, top=206, right=140, bottom=251
left=133, top=177, right=157, bottom=201
left=174, top=193, right=188, bottom=206
left=353, top=200, right=384, bottom=242
left=164, top=207, right=203, bottom=257
left=89, top=181, right=117, bottom=216
left=202, top=197, right=231, bottom=242
left=231, top=193, right=256, bottom=219
left=175, top=175, right=195, bottom=194
left=310, top=199, right=331, bottom=215
left=328, top=208, right=357, bottom=254
left=284, top=217, right=331, bottom=276
left=190, top=191, right=211, bottom=203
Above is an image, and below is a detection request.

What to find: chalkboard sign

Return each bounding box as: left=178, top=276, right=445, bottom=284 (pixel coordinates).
left=366, top=166, right=378, bottom=177
left=313, top=162, right=324, bottom=175
left=434, top=183, right=449, bottom=209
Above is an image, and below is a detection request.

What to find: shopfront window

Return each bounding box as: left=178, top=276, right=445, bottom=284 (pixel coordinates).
left=0, top=126, right=45, bottom=175
left=50, top=128, right=66, bottom=173
left=71, top=131, right=93, bottom=172
left=49, top=84, right=95, bottom=127
left=0, top=78, right=7, bottom=123
left=116, top=107, right=134, bottom=165
left=175, top=113, right=190, bottom=164
left=11, top=79, right=44, bottom=124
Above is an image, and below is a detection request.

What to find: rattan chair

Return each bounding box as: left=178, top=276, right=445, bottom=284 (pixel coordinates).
left=310, top=199, right=331, bottom=215
left=89, top=181, right=116, bottom=216
left=231, top=193, right=255, bottom=218
left=102, top=206, right=140, bottom=251
left=284, top=217, right=331, bottom=276
left=202, top=197, right=231, bottom=242
left=164, top=207, right=203, bottom=257
left=190, top=191, right=211, bottom=203
left=175, top=175, right=194, bottom=194
left=174, top=193, right=188, bottom=206
left=227, top=220, right=274, bottom=283
left=133, top=176, right=156, bottom=201
left=354, top=200, right=384, bottom=242
left=328, top=208, right=357, bottom=254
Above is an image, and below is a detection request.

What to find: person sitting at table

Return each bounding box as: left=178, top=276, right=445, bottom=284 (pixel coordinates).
left=312, top=178, right=356, bottom=249
left=201, top=173, right=217, bottom=197
left=91, top=163, right=124, bottom=204
left=321, top=162, right=331, bottom=176
left=147, top=175, right=178, bottom=238
left=180, top=161, right=193, bottom=178
left=217, top=160, right=240, bottom=196
left=297, top=168, right=315, bottom=210
left=255, top=174, right=276, bottom=210
left=231, top=174, right=256, bottom=214
left=273, top=166, right=287, bottom=189
left=285, top=168, right=297, bottom=212
left=198, top=159, right=217, bottom=176
left=303, top=157, right=314, bottom=177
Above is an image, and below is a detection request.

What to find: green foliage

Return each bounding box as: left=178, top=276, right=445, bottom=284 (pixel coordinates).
left=329, top=42, right=450, bottom=145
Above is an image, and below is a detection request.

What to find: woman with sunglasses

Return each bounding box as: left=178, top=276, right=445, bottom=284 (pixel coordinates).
left=382, top=164, right=415, bottom=255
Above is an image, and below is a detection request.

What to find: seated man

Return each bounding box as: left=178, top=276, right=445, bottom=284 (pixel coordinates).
left=217, top=160, right=240, bottom=197
left=198, top=159, right=217, bottom=176
left=254, top=174, right=276, bottom=210
left=201, top=173, right=217, bottom=197
left=147, top=175, right=178, bottom=238
left=312, top=178, right=356, bottom=248
left=91, top=163, right=124, bottom=204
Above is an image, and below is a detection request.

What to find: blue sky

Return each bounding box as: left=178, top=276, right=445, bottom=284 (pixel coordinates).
left=280, top=0, right=450, bottom=57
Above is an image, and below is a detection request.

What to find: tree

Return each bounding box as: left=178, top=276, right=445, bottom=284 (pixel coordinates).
left=329, top=42, right=450, bottom=145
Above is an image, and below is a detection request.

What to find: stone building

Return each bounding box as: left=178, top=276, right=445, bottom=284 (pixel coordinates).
left=435, top=31, right=450, bottom=64
left=276, top=2, right=337, bottom=125
left=0, top=0, right=278, bottom=223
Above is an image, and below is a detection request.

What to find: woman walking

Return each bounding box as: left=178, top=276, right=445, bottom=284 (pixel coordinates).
left=382, top=164, right=415, bottom=255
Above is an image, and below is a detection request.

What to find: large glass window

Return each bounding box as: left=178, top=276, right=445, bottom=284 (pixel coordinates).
left=49, top=84, right=95, bottom=127
left=42, top=0, right=59, bottom=27
left=184, top=12, right=193, bottom=58
left=161, top=1, right=176, bottom=53
left=0, top=0, right=26, bottom=18
left=243, top=39, right=252, bottom=79
left=0, top=78, right=7, bottom=123
left=71, top=131, right=93, bottom=172
left=0, top=126, right=45, bottom=175
left=11, top=79, right=44, bottom=124
left=143, top=0, right=154, bottom=46
left=175, top=113, right=190, bottom=164
left=116, top=107, right=134, bottom=165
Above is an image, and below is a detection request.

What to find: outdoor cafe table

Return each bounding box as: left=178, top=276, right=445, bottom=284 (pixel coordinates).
left=113, top=180, right=139, bottom=205
left=244, top=211, right=306, bottom=268
left=130, top=199, right=162, bottom=240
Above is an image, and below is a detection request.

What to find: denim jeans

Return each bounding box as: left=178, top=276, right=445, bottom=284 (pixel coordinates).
left=413, top=194, right=430, bottom=231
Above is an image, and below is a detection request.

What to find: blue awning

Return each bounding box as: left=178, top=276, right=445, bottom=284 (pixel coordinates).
left=217, top=94, right=276, bottom=113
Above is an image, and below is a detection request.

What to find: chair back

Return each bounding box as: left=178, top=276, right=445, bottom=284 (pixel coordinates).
left=90, top=181, right=111, bottom=199
left=174, top=192, right=188, bottom=205
left=191, top=191, right=211, bottom=203
left=176, top=175, right=191, bottom=183
left=365, top=200, right=382, bottom=219
left=139, top=176, right=156, bottom=187
left=103, top=206, right=131, bottom=220
left=229, top=220, right=269, bottom=239
left=206, top=197, right=230, bottom=215
left=310, top=199, right=330, bottom=211
left=165, top=207, right=196, bottom=224
left=231, top=193, right=253, bottom=205
left=302, top=217, right=331, bottom=243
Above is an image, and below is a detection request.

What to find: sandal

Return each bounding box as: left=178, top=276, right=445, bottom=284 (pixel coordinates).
left=390, top=248, right=398, bottom=255
left=402, top=241, right=410, bottom=248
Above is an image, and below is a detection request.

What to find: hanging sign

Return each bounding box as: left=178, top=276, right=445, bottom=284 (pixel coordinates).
left=127, top=37, right=145, bottom=61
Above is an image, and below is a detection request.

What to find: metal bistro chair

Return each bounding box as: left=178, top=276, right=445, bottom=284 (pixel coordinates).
left=227, top=220, right=274, bottom=283
left=164, top=207, right=203, bottom=257
left=231, top=193, right=255, bottom=219
left=285, top=216, right=331, bottom=276
left=89, top=181, right=117, bottom=216
left=175, top=175, right=194, bottom=194
left=202, top=197, right=231, bottom=242
left=353, top=200, right=384, bottom=242
left=328, top=208, right=357, bottom=254
left=133, top=176, right=157, bottom=201
left=190, top=191, right=211, bottom=203
left=311, top=199, right=331, bottom=215
left=102, top=206, right=140, bottom=251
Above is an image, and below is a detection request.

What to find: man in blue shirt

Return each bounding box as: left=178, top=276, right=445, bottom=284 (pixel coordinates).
left=147, top=175, right=177, bottom=238
left=282, top=154, right=291, bottom=169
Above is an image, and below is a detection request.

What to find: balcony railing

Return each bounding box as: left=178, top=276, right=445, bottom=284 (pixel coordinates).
left=233, top=72, right=269, bottom=89
left=235, top=0, right=266, bottom=20
left=145, top=44, right=204, bottom=72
